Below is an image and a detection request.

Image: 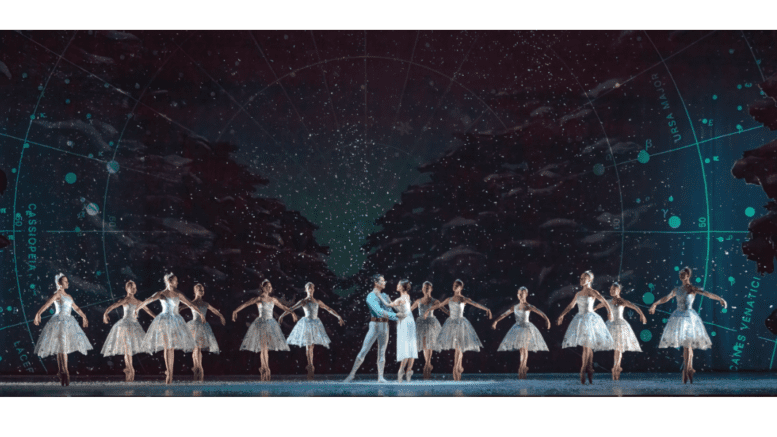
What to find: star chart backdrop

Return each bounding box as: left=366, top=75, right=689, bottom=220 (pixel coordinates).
left=2, top=30, right=777, bottom=376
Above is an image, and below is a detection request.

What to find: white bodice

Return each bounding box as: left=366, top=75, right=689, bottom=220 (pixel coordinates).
left=122, top=303, right=138, bottom=321
left=607, top=299, right=625, bottom=321
left=576, top=295, right=596, bottom=314
left=53, top=295, right=74, bottom=316
left=159, top=296, right=181, bottom=315
left=674, top=287, right=696, bottom=311
left=302, top=301, right=319, bottom=319
left=418, top=300, right=436, bottom=317
left=448, top=300, right=466, bottom=319
left=397, top=295, right=411, bottom=317
left=513, top=306, right=530, bottom=325
left=255, top=300, right=275, bottom=320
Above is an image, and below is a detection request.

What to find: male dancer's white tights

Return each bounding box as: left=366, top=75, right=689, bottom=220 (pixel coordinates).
left=347, top=321, right=389, bottom=378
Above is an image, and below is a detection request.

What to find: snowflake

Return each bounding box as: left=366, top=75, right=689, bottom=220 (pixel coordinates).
left=396, top=121, right=412, bottom=136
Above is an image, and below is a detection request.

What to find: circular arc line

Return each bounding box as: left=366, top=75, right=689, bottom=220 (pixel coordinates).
left=643, top=32, right=711, bottom=299
left=11, top=31, right=78, bottom=372
left=101, top=32, right=196, bottom=301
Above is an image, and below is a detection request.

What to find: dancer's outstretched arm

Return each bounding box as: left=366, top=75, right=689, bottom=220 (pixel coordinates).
left=232, top=296, right=261, bottom=321
left=528, top=305, right=552, bottom=330
left=590, top=289, right=613, bottom=321
left=278, top=298, right=306, bottom=324
left=557, top=293, right=579, bottom=326
left=464, top=297, right=493, bottom=319
left=102, top=299, right=125, bottom=324
left=135, top=292, right=162, bottom=318
left=621, top=299, right=647, bottom=323
left=423, top=297, right=450, bottom=319
left=436, top=299, right=451, bottom=316
left=648, top=289, right=676, bottom=314
left=70, top=300, right=89, bottom=328
left=176, top=292, right=205, bottom=320
left=317, top=299, right=345, bottom=326
left=271, top=297, right=298, bottom=322
left=593, top=301, right=606, bottom=312
left=33, top=293, right=60, bottom=325
left=410, top=299, right=420, bottom=313
left=208, top=303, right=227, bottom=325
left=491, top=306, right=515, bottom=329
left=696, top=290, right=727, bottom=309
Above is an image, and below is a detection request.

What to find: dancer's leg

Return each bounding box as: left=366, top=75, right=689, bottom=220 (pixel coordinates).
left=406, top=358, right=415, bottom=381
left=579, top=348, right=587, bottom=384
left=519, top=348, right=528, bottom=379
left=586, top=347, right=594, bottom=384
left=376, top=322, right=389, bottom=383
left=682, top=347, right=689, bottom=383
left=164, top=348, right=175, bottom=384
left=124, top=353, right=134, bottom=382
left=454, top=349, right=463, bottom=381
left=62, top=353, right=69, bottom=386
left=398, top=358, right=408, bottom=382
left=345, top=322, right=379, bottom=381
left=56, top=353, right=64, bottom=385
left=687, top=347, right=695, bottom=383
left=306, top=345, right=315, bottom=380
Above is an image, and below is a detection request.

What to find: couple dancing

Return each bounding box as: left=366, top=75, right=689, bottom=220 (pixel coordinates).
left=343, top=274, right=491, bottom=383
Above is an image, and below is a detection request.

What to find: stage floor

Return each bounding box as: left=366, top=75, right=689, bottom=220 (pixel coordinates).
left=1, top=373, right=777, bottom=396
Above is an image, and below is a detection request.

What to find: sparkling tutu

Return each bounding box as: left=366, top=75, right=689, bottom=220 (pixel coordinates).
left=34, top=296, right=93, bottom=358
left=437, top=301, right=483, bottom=352
left=498, top=308, right=548, bottom=352
left=415, top=317, right=442, bottom=351
left=562, top=296, right=614, bottom=351
left=606, top=300, right=641, bottom=352
left=395, top=296, right=418, bottom=361
left=658, top=287, right=712, bottom=349
left=240, top=301, right=289, bottom=352
left=141, top=296, right=196, bottom=353
left=101, top=304, right=146, bottom=356
left=187, top=304, right=220, bottom=353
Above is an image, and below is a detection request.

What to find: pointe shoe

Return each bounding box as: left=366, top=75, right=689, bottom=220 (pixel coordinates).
left=406, top=370, right=413, bottom=382
left=306, top=365, right=315, bottom=381
left=377, top=376, right=389, bottom=384
left=682, top=369, right=688, bottom=384
left=587, top=370, right=594, bottom=384
left=397, top=369, right=405, bottom=382
left=580, top=371, right=586, bottom=385
left=64, top=372, right=70, bottom=387
left=343, top=374, right=355, bottom=383
left=688, top=368, right=695, bottom=384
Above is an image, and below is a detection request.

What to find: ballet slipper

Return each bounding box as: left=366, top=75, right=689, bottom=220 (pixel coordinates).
left=580, top=371, right=586, bottom=385
left=397, top=368, right=405, bottom=382
left=406, top=370, right=413, bottom=382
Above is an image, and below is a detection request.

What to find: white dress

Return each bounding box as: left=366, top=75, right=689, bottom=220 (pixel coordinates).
left=562, top=295, right=614, bottom=351
left=658, top=287, right=712, bottom=349
left=395, top=295, right=418, bottom=361
left=101, top=303, right=146, bottom=356
left=605, top=299, right=642, bottom=352
left=34, top=295, right=93, bottom=358
left=240, top=301, right=290, bottom=352
left=187, top=303, right=220, bottom=353
left=141, top=295, right=196, bottom=353
left=497, top=306, right=549, bottom=352
left=415, top=301, right=442, bottom=351
left=286, top=300, right=332, bottom=348
left=437, top=301, right=484, bottom=352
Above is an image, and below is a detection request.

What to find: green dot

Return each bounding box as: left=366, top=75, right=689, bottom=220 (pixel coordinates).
left=65, top=173, right=77, bottom=184
left=49, top=309, right=54, bottom=314
left=712, top=95, right=718, bottom=100
left=737, top=84, right=743, bottom=89
left=662, top=318, right=668, bottom=323
left=643, top=292, right=655, bottom=305
left=745, top=207, right=755, bottom=217
left=695, top=277, right=701, bottom=283
left=65, top=99, right=70, bottom=104
left=721, top=308, right=728, bottom=313
left=0, top=356, right=3, bottom=362
left=668, top=196, right=674, bottom=202
left=711, top=331, right=716, bottom=337
left=11, top=168, right=16, bottom=173
left=702, top=118, right=708, bottom=124
left=29, top=115, right=35, bottom=120
left=107, top=161, right=120, bottom=174
left=637, top=150, right=650, bottom=164
left=674, top=266, right=680, bottom=271
left=23, top=143, right=29, bottom=149
left=668, top=216, right=681, bottom=228
left=737, top=106, right=743, bottom=111
left=86, top=203, right=100, bottom=216
left=640, top=330, right=653, bottom=342
left=593, top=163, right=605, bottom=176
left=704, top=158, right=711, bottom=164
left=5, top=306, right=11, bottom=311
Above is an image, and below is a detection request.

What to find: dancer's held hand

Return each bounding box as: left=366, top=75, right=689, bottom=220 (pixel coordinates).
left=338, top=317, right=345, bottom=326
left=546, top=320, right=551, bottom=330
left=220, top=315, right=226, bottom=325
left=608, top=313, right=614, bottom=322
left=291, top=313, right=298, bottom=322
left=556, top=316, right=564, bottom=326
left=491, top=321, right=497, bottom=330
left=486, top=310, right=493, bottom=319
left=103, top=314, right=110, bottom=324
left=232, top=311, right=238, bottom=322
left=648, top=305, right=656, bottom=315
left=82, top=318, right=89, bottom=328
left=33, top=314, right=41, bottom=326
left=640, top=315, right=647, bottom=324
left=720, top=299, right=728, bottom=309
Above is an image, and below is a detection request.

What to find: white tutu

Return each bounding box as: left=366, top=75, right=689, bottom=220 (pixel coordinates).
left=396, top=297, right=418, bottom=360
left=562, top=312, right=614, bottom=351
left=188, top=320, right=220, bottom=353
left=102, top=310, right=146, bottom=356
left=606, top=319, right=642, bottom=352
left=240, top=317, right=290, bottom=352
left=286, top=317, right=331, bottom=347
left=34, top=295, right=93, bottom=358
left=498, top=307, right=548, bottom=352
left=415, top=316, right=442, bottom=351
left=141, top=296, right=196, bottom=353
left=658, top=309, right=712, bottom=349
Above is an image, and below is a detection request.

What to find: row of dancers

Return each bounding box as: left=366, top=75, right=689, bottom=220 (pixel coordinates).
left=29, top=267, right=725, bottom=386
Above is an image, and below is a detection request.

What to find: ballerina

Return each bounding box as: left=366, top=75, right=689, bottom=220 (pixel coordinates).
left=379, top=279, right=418, bottom=382
left=101, top=280, right=156, bottom=382
left=135, top=273, right=203, bottom=384
left=233, top=279, right=297, bottom=382
left=411, top=281, right=449, bottom=380
left=178, top=283, right=226, bottom=382
left=649, top=267, right=727, bottom=383
left=33, top=273, right=92, bottom=386
left=279, top=282, right=344, bottom=380
left=492, top=286, right=550, bottom=379
left=424, top=279, right=492, bottom=381
left=592, top=282, right=646, bottom=380
left=557, top=270, right=614, bottom=385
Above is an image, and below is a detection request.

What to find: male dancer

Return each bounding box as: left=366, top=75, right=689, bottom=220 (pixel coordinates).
left=344, top=274, right=403, bottom=383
